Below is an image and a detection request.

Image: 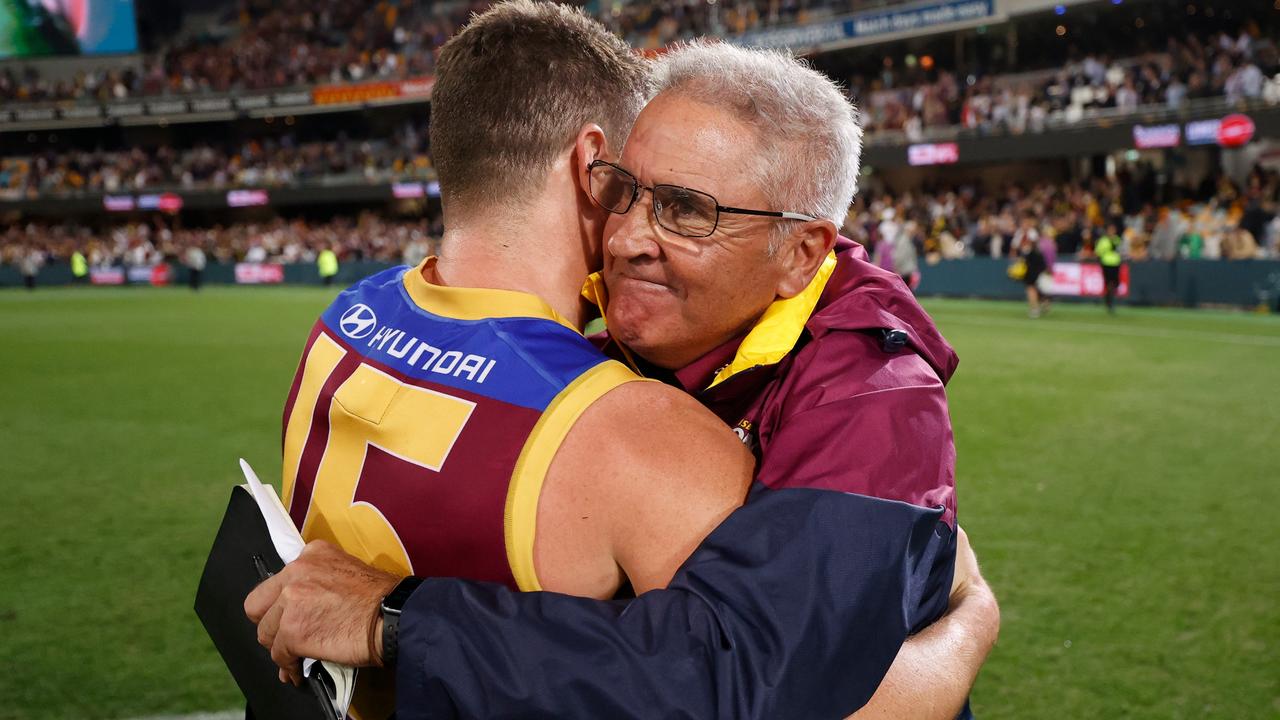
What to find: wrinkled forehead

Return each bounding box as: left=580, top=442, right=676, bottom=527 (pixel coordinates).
left=620, top=91, right=769, bottom=207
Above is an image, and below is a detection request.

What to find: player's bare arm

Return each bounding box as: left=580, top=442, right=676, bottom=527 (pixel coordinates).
left=535, top=379, right=756, bottom=598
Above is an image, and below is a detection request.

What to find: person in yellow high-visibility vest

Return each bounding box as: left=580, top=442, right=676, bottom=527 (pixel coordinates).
left=317, top=247, right=339, bottom=287
left=1096, top=223, right=1123, bottom=314
left=70, top=250, right=88, bottom=285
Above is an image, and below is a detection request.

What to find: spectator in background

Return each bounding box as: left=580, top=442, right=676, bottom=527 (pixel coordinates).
left=875, top=207, right=901, bottom=274
left=1017, top=217, right=1049, bottom=318
left=934, top=218, right=968, bottom=260
left=895, top=218, right=921, bottom=290
left=1225, top=58, right=1265, bottom=102
left=1149, top=208, right=1182, bottom=261
left=1265, top=214, right=1280, bottom=256
left=1223, top=226, right=1261, bottom=260
left=1011, top=212, right=1037, bottom=254
left=20, top=246, right=44, bottom=291
left=1264, top=72, right=1280, bottom=104
left=244, top=241, right=267, bottom=263
left=1165, top=74, right=1188, bottom=109
left=972, top=216, right=995, bottom=258
left=401, top=231, right=431, bottom=267
left=1115, top=79, right=1139, bottom=111
left=1179, top=228, right=1204, bottom=259
left=1096, top=223, right=1123, bottom=314
left=70, top=248, right=88, bottom=284
left=1038, top=224, right=1058, bottom=271
left=317, top=245, right=339, bottom=286
left=184, top=244, right=206, bottom=291
left=1036, top=223, right=1057, bottom=311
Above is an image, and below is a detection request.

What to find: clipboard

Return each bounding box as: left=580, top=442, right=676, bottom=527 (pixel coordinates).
left=194, top=485, right=345, bottom=720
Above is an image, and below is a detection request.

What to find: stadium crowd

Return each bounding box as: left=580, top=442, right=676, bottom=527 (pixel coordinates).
left=0, top=211, right=440, bottom=271
left=5, top=164, right=1278, bottom=283
left=3, top=2, right=1279, bottom=291
left=4, top=0, right=863, bottom=101
left=0, top=123, right=431, bottom=197
left=844, top=165, right=1280, bottom=277
left=0, top=0, right=485, bottom=102
left=597, top=0, right=896, bottom=50
left=854, top=28, right=1280, bottom=137
left=4, top=0, right=1274, bottom=144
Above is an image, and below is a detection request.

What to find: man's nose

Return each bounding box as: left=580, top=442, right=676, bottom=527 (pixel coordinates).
left=607, top=196, right=662, bottom=261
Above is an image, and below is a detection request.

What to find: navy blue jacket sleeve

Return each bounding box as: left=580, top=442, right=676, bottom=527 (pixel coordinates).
left=394, top=486, right=955, bottom=719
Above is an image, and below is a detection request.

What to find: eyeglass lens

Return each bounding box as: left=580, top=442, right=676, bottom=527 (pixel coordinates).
left=589, top=164, right=636, bottom=214
left=589, top=163, right=721, bottom=238
left=653, top=185, right=718, bottom=237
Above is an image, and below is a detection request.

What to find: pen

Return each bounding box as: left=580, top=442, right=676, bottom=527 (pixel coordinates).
left=251, top=553, right=273, bottom=581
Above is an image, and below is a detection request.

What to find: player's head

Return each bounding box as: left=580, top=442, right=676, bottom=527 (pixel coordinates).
left=595, top=41, right=861, bottom=369
left=430, top=0, right=648, bottom=249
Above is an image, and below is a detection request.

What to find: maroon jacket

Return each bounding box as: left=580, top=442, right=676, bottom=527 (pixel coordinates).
left=606, top=237, right=959, bottom=527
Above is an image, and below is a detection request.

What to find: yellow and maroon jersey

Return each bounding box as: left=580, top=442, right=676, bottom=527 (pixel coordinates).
left=279, top=260, right=636, bottom=718
left=282, top=260, right=636, bottom=588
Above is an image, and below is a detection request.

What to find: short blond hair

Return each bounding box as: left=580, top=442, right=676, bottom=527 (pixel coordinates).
left=430, top=0, right=649, bottom=215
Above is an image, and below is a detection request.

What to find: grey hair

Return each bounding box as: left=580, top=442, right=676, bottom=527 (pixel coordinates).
left=648, top=40, right=863, bottom=247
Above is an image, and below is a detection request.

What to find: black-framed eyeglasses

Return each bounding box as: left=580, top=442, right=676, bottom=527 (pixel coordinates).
left=587, top=160, right=818, bottom=239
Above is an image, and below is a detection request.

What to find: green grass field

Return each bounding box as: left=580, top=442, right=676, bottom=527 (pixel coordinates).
left=0, top=287, right=1277, bottom=719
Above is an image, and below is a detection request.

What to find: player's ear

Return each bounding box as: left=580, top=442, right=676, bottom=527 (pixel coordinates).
left=574, top=123, right=608, bottom=199
left=775, top=219, right=837, bottom=299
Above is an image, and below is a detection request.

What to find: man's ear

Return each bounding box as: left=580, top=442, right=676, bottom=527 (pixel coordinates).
left=574, top=123, right=609, bottom=200
left=775, top=219, right=838, bottom=298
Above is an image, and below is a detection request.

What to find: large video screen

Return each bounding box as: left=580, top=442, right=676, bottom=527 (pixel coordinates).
left=1, top=0, right=138, bottom=58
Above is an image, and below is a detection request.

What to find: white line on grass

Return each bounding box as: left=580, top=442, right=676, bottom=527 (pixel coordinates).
left=938, top=314, right=1280, bottom=348
left=925, top=298, right=1280, bottom=325
left=122, top=711, right=241, bottom=720
left=1100, top=305, right=1280, bottom=324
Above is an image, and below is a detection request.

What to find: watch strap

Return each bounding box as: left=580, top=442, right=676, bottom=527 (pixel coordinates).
left=381, top=576, right=425, bottom=668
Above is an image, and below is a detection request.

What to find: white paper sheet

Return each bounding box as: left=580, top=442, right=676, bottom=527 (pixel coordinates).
left=240, top=458, right=305, bottom=562
left=238, top=458, right=356, bottom=718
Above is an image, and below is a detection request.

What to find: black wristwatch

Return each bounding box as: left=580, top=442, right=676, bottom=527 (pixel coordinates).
left=380, top=576, right=425, bottom=668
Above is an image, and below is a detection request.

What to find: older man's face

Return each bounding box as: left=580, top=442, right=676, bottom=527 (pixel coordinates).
left=602, top=92, right=788, bottom=370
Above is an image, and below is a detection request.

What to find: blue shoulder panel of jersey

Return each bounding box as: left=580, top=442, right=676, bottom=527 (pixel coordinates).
left=317, top=266, right=609, bottom=411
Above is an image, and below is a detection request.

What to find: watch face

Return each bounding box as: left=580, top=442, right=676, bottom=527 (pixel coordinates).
left=383, top=576, right=424, bottom=615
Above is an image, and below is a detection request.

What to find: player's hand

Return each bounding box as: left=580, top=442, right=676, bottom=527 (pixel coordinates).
left=244, top=540, right=401, bottom=682
left=946, top=525, right=999, bottom=646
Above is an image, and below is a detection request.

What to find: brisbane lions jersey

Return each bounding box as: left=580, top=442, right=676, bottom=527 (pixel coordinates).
left=279, top=260, right=637, bottom=719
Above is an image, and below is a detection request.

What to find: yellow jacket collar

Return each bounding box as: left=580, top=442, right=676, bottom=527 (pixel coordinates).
left=707, top=252, right=838, bottom=388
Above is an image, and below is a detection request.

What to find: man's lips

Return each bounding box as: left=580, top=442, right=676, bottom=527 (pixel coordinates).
left=611, top=272, right=674, bottom=294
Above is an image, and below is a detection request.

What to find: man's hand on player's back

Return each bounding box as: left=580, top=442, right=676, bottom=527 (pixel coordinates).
left=245, top=540, right=398, bottom=683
